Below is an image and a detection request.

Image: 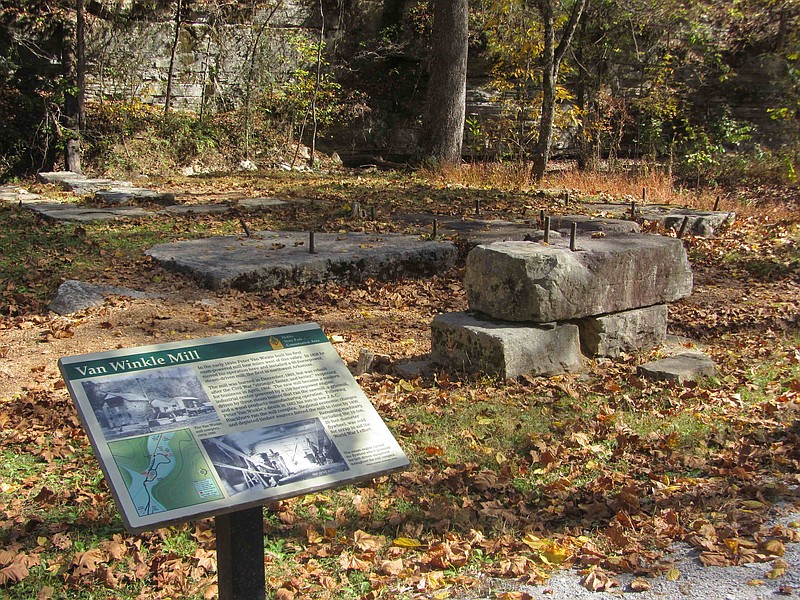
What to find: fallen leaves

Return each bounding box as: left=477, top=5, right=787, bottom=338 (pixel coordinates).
left=1, top=175, right=799, bottom=599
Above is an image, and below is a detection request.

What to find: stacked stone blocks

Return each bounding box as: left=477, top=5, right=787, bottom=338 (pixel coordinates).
left=432, top=234, right=693, bottom=379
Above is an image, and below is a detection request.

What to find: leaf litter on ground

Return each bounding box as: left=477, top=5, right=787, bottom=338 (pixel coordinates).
left=0, top=169, right=798, bottom=599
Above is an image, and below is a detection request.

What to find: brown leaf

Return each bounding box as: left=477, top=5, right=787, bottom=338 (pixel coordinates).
left=71, top=548, right=107, bottom=578
left=764, top=540, right=786, bottom=557
left=0, top=560, right=29, bottom=585
left=497, top=593, right=533, bottom=600
left=381, top=558, right=404, bottom=576
left=353, top=530, right=384, bottom=552
left=630, top=577, right=652, bottom=592
left=581, top=567, right=619, bottom=592
left=275, top=588, right=295, bottom=600
left=338, top=552, right=371, bottom=572
left=700, top=552, right=732, bottom=567
left=37, top=586, right=54, bottom=600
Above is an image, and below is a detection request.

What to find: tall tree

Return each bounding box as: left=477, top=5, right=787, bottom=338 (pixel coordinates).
left=417, top=0, right=469, bottom=166
left=62, top=0, right=85, bottom=173
left=529, top=0, right=587, bottom=180
left=164, top=0, right=183, bottom=114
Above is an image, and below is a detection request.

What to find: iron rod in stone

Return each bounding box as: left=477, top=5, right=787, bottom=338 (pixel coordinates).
left=239, top=218, right=251, bottom=238
left=570, top=222, right=577, bottom=251
left=475, top=199, right=481, bottom=215
left=677, top=216, right=689, bottom=239
left=432, top=219, right=438, bottom=239
left=630, top=201, right=636, bottom=220
left=543, top=216, right=551, bottom=243
left=309, top=231, right=316, bottom=254
left=713, top=195, right=720, bottom=211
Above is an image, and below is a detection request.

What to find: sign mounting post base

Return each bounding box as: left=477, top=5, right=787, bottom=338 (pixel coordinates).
left=216, top=506, right=266, bottom=600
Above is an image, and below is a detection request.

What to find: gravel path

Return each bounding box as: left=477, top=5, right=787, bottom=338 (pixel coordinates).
left=464, top=513, right=800, bottom=600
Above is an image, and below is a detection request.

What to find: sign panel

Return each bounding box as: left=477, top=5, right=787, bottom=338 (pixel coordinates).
left=59, top=323, right=409, bottom=532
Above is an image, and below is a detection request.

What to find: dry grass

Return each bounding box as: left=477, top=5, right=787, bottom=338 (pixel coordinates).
left=429, top=161, right=800, bottom=220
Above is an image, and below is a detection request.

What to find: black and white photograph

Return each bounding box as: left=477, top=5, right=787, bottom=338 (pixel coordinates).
left=201, top=418, right=348, bottom=496
left=81, top=366, right=220, bottom=441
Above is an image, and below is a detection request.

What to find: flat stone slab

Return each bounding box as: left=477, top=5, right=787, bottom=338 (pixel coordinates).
left=640, top=208, right=735, bottom=237
left=28, top=202, right=154, bottom=222
left=637, top=351, right=717, bottom=384
left=38, top=171, right=133, bottom=195
left=396, top=213, right=633, bottom=245
left=146, top=231, right=458, bottom=291
left=161, top=204, right=231, bottom=215
left=465, top=234, right=693, bottom=323
left=0, top=186, right=41, bottom=203
left=49, top=280, right=153, bottom=315
left=95, top=187, right=176, bottom=206
left=579, top=201, right=734, bottom=237
left=577, top=304, right=668, bottom=358
left=233, top=197, right=291, bottom=209
left=548, top=214, right=640, bottom=234
left=431, top=311, right=582, bottom=379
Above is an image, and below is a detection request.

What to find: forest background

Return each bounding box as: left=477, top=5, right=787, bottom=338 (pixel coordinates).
left=0, top=0, right=798, bottom=186
left=1, top=1, right=800, bottom=599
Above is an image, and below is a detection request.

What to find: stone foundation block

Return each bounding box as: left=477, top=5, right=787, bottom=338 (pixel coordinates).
left=464, top=234, right=692, bottom=322
left=577, top=304, right=668, bottom=358
left=431, top=312, right=582, bottom=379
left=637, top=352, right=717, bottom=384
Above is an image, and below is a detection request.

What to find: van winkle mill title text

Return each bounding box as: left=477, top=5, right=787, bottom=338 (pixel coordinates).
left=74, top=349, right=202, bottom=376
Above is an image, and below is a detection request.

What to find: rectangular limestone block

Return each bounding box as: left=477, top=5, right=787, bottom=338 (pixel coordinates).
left=431, top=312, right=582, bottom=379
left=464, top=234, right=692, bottom=322
left=577, top=304, right=668, bottom=358
left=637, top=352, right=717, bottom=384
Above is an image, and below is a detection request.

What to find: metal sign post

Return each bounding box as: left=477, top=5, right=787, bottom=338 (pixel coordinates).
left=216, top=506, right=266, bottom=600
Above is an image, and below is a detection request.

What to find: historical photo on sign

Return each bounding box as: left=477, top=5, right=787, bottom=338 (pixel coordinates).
left=201, top=418, right=348, bottom=496
left=81, top=365, right=220, bottom=441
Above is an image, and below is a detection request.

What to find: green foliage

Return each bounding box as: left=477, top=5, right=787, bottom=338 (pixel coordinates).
left=261, top=32, right=347, bottom=141
left=477, top=0, right=581, bottom=161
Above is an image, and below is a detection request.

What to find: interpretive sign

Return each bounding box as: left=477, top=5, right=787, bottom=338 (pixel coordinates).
left=59, top=323, right=409, bottom=533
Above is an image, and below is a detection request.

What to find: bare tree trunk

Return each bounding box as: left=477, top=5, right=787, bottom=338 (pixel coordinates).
left=77, top=0, right=86, bottom=132
left=309, top=0, right=324, bottom=167
left=530, top=0, right=588, bottom=181
left=243, top=1, right=283, bottom=159
left=164, top=0, right=183, bottom=115
left=62, top=9, right=83, bottom=174
left=416, top=0, right=469, bottom=167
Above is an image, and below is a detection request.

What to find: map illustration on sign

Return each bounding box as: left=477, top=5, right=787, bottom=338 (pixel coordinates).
left=59, top=323, right=410, bottom=532
left=109, top=429, right=224, bottom=516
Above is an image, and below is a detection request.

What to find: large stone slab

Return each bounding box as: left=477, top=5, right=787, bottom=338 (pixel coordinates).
left=549, top=214, right=640, bottom=234
left=38, top=171, right=133, bottom=195
left=0, top=186, right=41, bottom=203
left=637, top=352, right=717, bottom=384
left=577, top=304, right=668, bottom=358
left=95, top=187, right=176, bottom=206
left=642, top=209, right=735, bottom=237
left=28, top=202, right=154, bottom=222
left=431, top=311, right=582, bottom=379
left=160, top=204, right=231, bottom=215
left=233, top=197, right=291, bottom=209
left=146, top=231, right=458, bottom=291
left=49, top=280, right=153, bottom=315
left=464, top=234, right=692, bottom=322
